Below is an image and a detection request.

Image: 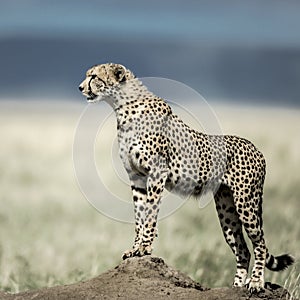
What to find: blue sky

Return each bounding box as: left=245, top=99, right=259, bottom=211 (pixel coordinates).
left=1, top=0, right=300, bottom=47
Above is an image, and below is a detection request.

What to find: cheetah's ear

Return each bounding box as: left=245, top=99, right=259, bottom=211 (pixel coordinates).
left=114, top=65, right=126, bottom=83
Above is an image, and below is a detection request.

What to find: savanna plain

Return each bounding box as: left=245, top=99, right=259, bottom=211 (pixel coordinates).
left=0, top=100, right=299, bottom=298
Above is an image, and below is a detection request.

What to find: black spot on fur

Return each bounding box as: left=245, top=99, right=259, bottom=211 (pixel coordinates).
left=131, top=186, right=147, bottom=195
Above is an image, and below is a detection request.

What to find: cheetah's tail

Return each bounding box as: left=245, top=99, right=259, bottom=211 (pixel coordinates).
left=266, top=252, right=295, bottom=271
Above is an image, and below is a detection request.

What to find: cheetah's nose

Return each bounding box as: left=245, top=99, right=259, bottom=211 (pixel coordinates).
left=79, top=86, right=84, bottom=92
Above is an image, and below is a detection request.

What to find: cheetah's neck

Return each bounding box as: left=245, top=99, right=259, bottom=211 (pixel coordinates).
left=105, top=78, right=168, bottom=127
left=104, top=78, right=172, bottom=132
left=104, top=78, right=158, bottom=111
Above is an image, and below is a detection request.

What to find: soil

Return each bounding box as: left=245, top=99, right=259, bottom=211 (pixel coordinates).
left=0, top=256, right=294, bottom=300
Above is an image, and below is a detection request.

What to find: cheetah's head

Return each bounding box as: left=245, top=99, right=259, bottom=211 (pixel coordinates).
left=79, top=63, right=135, bottom=103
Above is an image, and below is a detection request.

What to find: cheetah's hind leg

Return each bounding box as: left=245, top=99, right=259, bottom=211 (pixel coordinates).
left=233, top=184, right=267, bottom=293
left=214, top=184, right=251, bottom=287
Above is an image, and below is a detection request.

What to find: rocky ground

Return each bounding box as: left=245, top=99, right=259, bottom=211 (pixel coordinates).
left=0, top=256, right=294, bottom=300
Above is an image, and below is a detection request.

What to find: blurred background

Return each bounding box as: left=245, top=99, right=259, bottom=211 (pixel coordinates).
left=1, top=0, right=300, bottom=105
left=0, top=0, right=299, bottom=296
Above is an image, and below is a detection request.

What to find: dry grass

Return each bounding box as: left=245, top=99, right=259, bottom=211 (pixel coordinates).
left=0, top=100, right=299, bottom=296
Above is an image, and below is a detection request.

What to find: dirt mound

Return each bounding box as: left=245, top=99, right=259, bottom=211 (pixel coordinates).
left=0, top=256, right=293, bottom=300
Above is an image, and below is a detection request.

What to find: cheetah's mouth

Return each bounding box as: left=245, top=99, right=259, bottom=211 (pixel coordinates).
left=87, top=92, right=98, bottom=103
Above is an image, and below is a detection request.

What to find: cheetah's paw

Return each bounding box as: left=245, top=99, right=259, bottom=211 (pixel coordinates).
left=122, top=245, right=152, bottom=260
left=245, top=278, right=265, bottom=294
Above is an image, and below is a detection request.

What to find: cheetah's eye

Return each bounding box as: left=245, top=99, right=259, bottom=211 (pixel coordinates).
left=91, top=76, right=105, bottom=89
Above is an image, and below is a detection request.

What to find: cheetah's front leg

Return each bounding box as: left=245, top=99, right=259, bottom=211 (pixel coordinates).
left=122, top=179, right=148, bottom=260
left=122, top=171, right=167, bottom=260
left=139, top=171, right=167, bottom=255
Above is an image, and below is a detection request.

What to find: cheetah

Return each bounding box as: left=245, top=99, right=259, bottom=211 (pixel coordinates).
left=79, top=63, right=294, bottom=292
